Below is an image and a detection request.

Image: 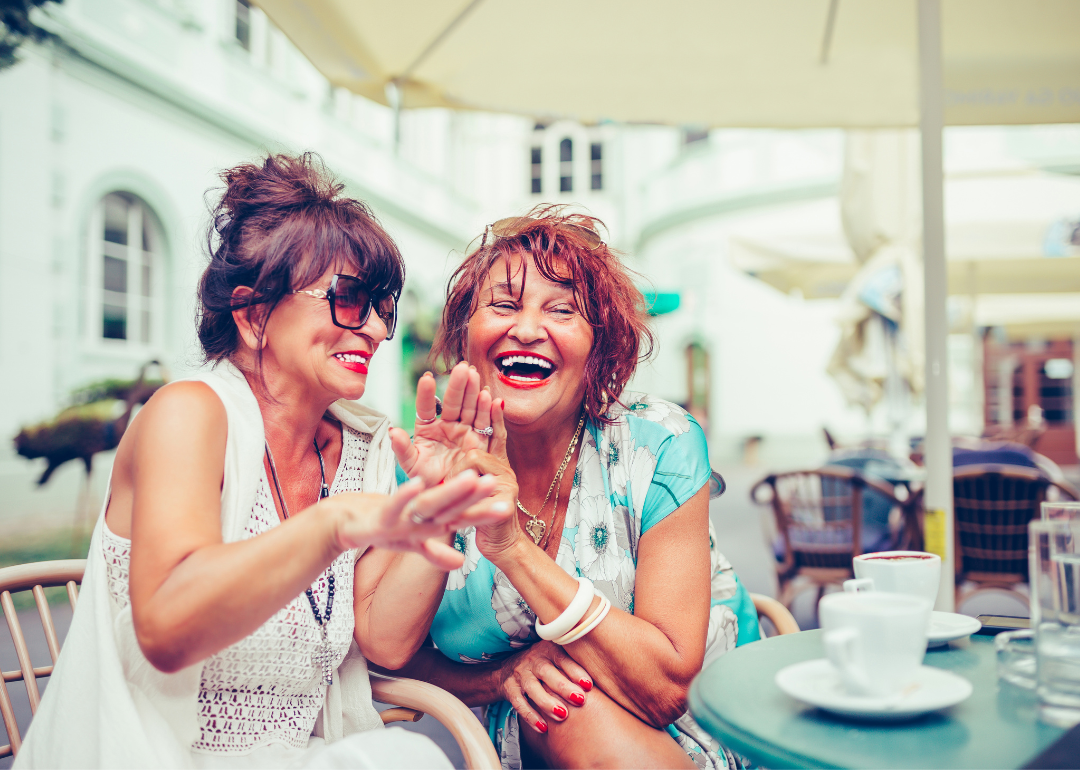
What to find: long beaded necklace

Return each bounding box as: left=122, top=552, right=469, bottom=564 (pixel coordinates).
left=517, top=413, right=585, bottom=546
left=264, top=437, right=337, bottom=686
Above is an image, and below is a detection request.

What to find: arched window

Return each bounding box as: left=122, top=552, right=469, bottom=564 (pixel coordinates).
left=88, top=193, right=164, bottom=346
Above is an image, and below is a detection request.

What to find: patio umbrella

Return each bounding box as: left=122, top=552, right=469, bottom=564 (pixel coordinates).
left=254, top=0, right=1080, bottom=129
left=255, top=0, right=1080, bottom=610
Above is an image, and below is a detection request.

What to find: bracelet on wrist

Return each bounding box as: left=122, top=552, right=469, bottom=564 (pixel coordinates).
left=554, top=594, right=611, bottom=645
left=534, top=577, right=595, bottom=641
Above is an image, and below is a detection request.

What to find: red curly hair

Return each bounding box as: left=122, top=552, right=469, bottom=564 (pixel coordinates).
left=431, top=205, right=655, bottom=426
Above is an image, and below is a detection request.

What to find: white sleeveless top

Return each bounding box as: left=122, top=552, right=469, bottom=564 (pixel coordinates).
left=101, top=426, right=371, bottom=756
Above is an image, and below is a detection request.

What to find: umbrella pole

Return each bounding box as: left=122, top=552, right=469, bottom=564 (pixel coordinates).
left=918, top=0, right=955, bottom=611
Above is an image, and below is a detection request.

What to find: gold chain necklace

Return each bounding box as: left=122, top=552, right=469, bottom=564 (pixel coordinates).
left=517, top=413, right=585, bottom=546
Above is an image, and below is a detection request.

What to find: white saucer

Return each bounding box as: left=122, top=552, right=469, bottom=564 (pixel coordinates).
left=775, top=659, right=973, bottom=721
left=927, top=611, right=982, bottom=647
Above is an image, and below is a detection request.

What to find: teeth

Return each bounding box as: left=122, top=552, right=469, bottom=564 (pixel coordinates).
left=335, top=353, right=369, bottom=363
left=497, top=355, right=552, bottom=369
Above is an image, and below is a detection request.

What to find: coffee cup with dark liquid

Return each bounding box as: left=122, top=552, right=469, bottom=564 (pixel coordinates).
left=849, top=550, right=941, bottom=603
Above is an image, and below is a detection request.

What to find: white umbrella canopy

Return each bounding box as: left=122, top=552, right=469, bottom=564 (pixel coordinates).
left=728, top=168, right=1080, bottom=299
left=255, top=0, right=1080, bottom=127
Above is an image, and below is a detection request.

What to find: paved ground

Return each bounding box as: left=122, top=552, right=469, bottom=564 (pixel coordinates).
left=2, top=466, right=1030, bottom=768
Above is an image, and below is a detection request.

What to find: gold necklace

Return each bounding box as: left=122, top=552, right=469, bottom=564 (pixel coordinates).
left=517, top=413, right=585, bottom=545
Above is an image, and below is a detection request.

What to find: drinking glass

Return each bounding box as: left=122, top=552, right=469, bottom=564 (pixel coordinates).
left=1030, top=519, right=1080, bottom=728
left=996, top=629, right=1036, bottom=689
left=1042, top=501, right=1080, bottom=524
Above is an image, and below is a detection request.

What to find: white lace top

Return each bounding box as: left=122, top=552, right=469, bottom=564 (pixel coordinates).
left=102, top=426, right=371, bottom=756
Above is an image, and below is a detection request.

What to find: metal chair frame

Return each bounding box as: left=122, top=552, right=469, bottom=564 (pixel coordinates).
left=0, top=560, right=499, bottom=769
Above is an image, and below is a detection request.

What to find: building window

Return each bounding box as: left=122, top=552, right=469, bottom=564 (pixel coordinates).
left=559, top=138, right=573, bottom=193
left=530, top=147, right=542, bottom=194
left=590, top=142, right=603, bottom=190
left=93, top=193, right=162, bottom=345
left=235, top=0, right=252, bottom=50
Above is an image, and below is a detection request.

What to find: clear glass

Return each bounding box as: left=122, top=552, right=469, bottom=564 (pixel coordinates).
left=1030, top=519, right=1080, bottom=727
left=1042, top=501, right=1080, bottom=523
left=996, top=629, right=1036, bottom=689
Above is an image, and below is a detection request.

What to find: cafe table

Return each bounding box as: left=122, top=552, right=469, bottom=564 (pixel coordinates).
left=688, top=630, right=1065, bottom=769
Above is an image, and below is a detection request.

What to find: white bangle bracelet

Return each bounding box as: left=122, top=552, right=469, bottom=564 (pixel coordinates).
left=555, top=594, right=611, bottom=645
left=535, top=577, right=595, bottom=641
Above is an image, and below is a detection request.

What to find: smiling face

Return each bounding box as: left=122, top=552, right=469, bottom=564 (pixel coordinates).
left=466, top=251, right=594, bottom=431
left=254, top=266, right=388, bottom=404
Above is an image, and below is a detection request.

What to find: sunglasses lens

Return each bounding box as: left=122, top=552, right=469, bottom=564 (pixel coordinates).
left=374, top=294, right=398, bottom=339
left=330, top=276, right=371, bottom=329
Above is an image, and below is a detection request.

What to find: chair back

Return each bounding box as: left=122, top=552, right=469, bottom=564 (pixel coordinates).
left=952, top=464, right=1077, bottom=582
left=754, top=468, right=891, bottom=572
left=0, top=559, right=85, bottom=759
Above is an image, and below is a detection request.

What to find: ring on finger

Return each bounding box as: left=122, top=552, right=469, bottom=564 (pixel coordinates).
left=473, top=426, right=494, bottom=437
left=406, top=503, right=427, bottom=524
left=415, top=413, right=437, bottom=425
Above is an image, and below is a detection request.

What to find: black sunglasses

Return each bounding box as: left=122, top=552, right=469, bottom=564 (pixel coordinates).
left=295, top=274, right=398, bottom=340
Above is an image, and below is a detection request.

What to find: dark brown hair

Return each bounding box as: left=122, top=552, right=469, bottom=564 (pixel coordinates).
left=431, top=205, right=654, bottom=426
left=197, top=152, right=404, bottom=362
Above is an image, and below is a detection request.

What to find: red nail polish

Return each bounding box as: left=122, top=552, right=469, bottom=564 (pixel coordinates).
left=568, top=692, right=585, bottom=706
left=579, top=678, right=593, bottom=692
left=536, top=718, right=548, bottom=733
left=553, top=704, right=567, bottom=719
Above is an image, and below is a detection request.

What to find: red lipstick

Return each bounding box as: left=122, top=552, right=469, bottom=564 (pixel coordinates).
left=334, top=351, right=371, bottom=374
left=497, top=372, right=549, bottom=389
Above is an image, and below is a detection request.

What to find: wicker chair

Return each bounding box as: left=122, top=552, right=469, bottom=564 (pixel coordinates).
left=751, top=467, right=915, bottom=610
left=0, top=560, right=499, bottom=769
left=952, top=464, right=1079, bottom=610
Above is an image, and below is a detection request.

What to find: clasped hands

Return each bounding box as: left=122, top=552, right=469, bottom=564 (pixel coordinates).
left=389, top=362, right=524, bottom=559
left=326, top=361, right=522, bottom=570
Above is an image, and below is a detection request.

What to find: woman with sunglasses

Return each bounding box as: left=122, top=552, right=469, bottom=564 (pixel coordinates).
left=15, top=154, right=510, bottom=769
left=388, top=206, right=760, bottom=769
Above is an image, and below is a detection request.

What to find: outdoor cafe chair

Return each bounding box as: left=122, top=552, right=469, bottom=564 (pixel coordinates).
left=750, top=593, right=800, bottom=636
left=751, top=467, right=917, bottom=612
left=952, top=463, right=1079, bottom=611
left=0, top=559, right=500, bottom=769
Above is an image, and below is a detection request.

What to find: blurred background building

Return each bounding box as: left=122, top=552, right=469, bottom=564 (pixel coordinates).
left=1, top=0, right=1078, bottom=552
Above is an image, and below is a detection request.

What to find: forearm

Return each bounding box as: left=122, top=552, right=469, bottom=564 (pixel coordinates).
left=355, top=550, right=450, bottom=669
left=131, top=502, right=341, bottom=672
left=377, top=645, right=505, bottom=707
left=493, top=539, right=699, bottom=726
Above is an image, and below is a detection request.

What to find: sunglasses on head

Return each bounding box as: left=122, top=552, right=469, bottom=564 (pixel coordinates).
left=295, top=274, right=398, bottom=340
left=482, top=216, right=603, bottom=251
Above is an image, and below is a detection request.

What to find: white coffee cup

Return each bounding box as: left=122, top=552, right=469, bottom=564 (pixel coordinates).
left=851, top=550, right=941, bottom=603
left=819, top=591, right=932, bottom=697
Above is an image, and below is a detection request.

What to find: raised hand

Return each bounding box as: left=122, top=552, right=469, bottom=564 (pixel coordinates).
left=330, top=470, right=509, bottom=570
left=456, top=398, right=527, bottom=560
left=389, top=362, right=496, bottom=487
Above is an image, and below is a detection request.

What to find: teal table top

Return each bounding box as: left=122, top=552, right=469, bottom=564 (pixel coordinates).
left=688, top=630, right=1065, bottom=769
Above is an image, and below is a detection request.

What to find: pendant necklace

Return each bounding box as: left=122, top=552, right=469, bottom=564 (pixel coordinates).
left=517, top=413, right=585, bottom=546
left=265, top=437, right=336, bottom=686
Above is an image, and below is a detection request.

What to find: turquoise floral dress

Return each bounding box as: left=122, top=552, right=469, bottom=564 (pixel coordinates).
left=427, top=394, right=760, bottom=770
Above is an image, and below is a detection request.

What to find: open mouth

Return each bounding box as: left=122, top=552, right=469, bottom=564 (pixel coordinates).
left=334, top=351, right=371, bottom=372
left=495, top=352, right=555, bottom=384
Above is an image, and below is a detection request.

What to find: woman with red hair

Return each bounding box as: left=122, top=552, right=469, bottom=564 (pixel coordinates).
left=391, top=206, right=759, bottom=769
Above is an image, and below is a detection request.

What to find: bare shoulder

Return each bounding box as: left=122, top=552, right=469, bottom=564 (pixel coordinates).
left=129, top=380, right=227, bottom=453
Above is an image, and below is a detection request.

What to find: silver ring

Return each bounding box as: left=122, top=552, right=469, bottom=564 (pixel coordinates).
left=415, top=413, right=437, bottom=425
left=407, top=504, right=426, bottom=524
left=473, top=426, right=494, bottom=437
